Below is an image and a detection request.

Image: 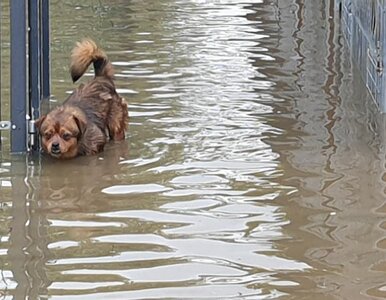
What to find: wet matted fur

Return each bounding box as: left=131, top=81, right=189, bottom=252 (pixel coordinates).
left=36, top=39, right=128, bottom=159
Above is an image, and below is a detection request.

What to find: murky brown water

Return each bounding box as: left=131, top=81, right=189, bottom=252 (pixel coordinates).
left=1, top=0, right=386, bottom=299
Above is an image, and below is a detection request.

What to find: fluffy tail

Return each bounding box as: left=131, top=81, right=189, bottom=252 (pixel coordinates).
left=70, top=39, right=114, bottom=83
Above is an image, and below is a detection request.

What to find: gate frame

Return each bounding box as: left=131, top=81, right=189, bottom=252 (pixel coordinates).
left=10, top=0, right=50, bottom=154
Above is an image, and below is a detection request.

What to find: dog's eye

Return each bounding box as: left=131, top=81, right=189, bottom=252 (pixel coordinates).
left=62, top=133, right=72, bottom=141
left=44, top=133, right=52, bottom=140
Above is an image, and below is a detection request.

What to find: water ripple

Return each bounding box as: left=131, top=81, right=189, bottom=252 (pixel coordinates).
left=2, top=0, right=383, bottom=299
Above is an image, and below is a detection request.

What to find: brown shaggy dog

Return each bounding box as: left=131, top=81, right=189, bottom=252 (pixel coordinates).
left=36, top=39, right=128, bottom=159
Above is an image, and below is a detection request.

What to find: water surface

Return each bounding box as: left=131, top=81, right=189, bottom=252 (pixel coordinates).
left=1, top=0, right=386, bottom=299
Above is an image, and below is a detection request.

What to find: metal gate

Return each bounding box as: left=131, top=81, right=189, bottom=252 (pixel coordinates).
left=0, top=0, right=50, bottom=154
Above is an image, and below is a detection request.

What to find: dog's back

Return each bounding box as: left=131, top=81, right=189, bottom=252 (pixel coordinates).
left=67, top=39, right=128, bottom=141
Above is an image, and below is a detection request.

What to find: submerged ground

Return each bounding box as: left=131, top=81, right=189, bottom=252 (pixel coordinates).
left=1, top=1, right=386, bottom=299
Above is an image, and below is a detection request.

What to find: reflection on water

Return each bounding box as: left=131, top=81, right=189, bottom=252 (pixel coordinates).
left=1, top=0, right=386, bottom=299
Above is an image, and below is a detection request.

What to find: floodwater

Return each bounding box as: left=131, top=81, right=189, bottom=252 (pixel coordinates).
left=1, top=0, right=386, bottom=299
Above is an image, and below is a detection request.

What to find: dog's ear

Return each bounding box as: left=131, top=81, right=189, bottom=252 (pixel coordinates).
left=73, top=115, right=87, bottom=139
left=35, top=115, right=46, bottom=132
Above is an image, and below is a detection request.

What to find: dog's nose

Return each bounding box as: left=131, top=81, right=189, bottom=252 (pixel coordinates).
left=51, top=142, right=60, bottom=154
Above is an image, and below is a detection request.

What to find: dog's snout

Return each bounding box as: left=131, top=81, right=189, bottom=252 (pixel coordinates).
left=51, top=142, right=61, bottom=154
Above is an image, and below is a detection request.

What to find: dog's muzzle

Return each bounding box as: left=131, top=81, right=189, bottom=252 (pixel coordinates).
left=51, top=142, right=61, bottom=155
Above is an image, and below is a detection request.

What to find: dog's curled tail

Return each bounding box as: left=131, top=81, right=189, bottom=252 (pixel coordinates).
left=70, top=39, right=114, bottom=83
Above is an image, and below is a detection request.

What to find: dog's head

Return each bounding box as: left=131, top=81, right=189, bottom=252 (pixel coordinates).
left=36, top=106, right=86, bottom=159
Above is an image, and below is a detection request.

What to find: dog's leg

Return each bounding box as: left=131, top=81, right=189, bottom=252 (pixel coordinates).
left=107, top=97, right=128, bottom=141
left=108, top=123, right=126, bottom=141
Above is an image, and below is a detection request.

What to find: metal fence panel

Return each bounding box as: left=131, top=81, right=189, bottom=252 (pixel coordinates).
left=340, top=0, right=386, bottom=111
left=10, top=0, right=28, bottom=153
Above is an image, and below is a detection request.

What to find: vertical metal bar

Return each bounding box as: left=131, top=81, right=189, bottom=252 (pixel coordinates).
left=10, top=0, right=27, bottom=153
left=29, top=0, right=40, bottom=150
left=29, top=0, right=40, bottom=120
left=40, top=0, right=50, bottom=99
